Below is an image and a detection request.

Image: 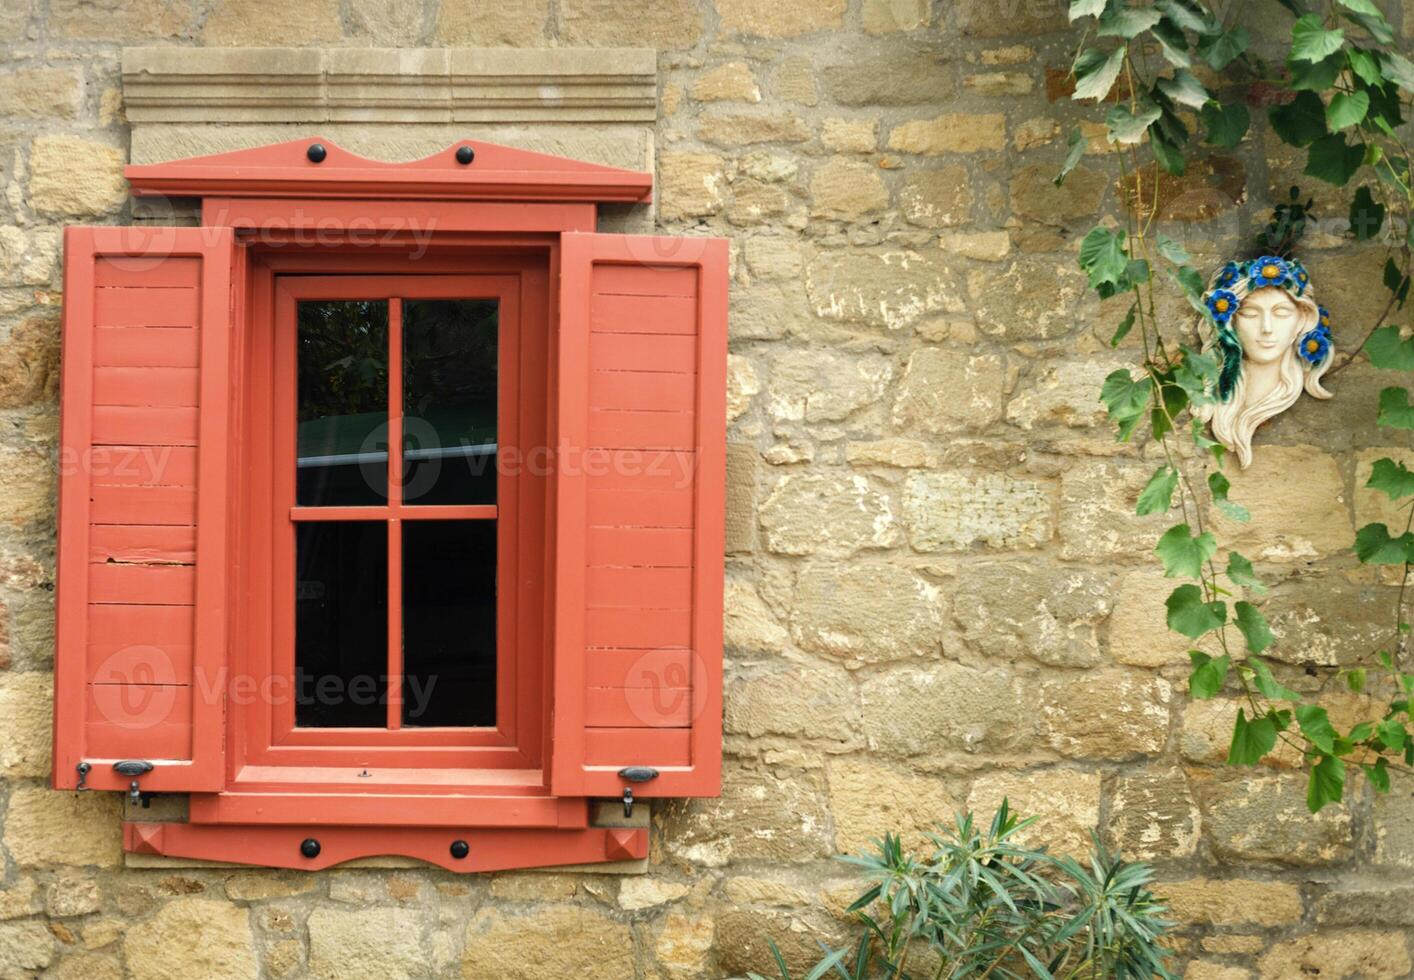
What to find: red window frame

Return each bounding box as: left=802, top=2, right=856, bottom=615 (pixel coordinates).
left=54, top=138, right=726, bottom=872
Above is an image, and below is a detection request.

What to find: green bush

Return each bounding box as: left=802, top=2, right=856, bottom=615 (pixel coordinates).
left=749, top=803, right=1175, bottom=980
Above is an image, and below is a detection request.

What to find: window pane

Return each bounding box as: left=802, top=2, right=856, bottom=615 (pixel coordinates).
left=297, top=300, right=389, bottom=507
left=402, top=520, right=496, bottom=727
left=402, top=300, right=498, bottom=505
left=295, top=521, right=388, bottom=728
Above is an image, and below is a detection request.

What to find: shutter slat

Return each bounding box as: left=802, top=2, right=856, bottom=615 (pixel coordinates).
left=551, top=233, right=726, bottom=801
left=54, top=226, right=235, bottom=792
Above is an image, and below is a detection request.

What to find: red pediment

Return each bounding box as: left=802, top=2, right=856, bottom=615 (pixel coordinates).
left=124, top=136, right=654, bottom=204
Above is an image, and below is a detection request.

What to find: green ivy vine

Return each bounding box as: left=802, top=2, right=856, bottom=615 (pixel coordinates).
left=1061, top=0, right=1414, bottom=811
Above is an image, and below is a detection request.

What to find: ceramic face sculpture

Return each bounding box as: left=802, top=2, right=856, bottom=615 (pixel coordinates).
left=1196, top=255, right=1333, bottom=468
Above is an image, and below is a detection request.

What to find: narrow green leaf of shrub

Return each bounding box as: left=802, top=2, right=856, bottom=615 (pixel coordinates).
left=1156, top=69, right=1209, bottom=109
left=1364, top=326, right=1414, bottom=370
left=1098, top=6, right=1163, bottom=37
left=1305, top=133, right=1366, bottom=186
left=1068, top=0, right=1106, bottom=21
left=1353, top=523, right=1414, bottom=564
left=1137, top=466, right=1179, bottom=516
left=1228, top=708, right=1277, bottom=765
left=1248, top=657, right=1299, bottom=700
left=1367, top=457, right=1414, bottom=500
left=1226, top=551, right=1265, bottom=593
left=1365, top=758, right=1392, bottom=793
left=1198, top=26, right=1249, bottom=70
left=1290, top=14, right=1345, bottom=62
left=1110, top=302, right=1138, bottom=347
left=1326, top=90, right=1370, bottom=131
left=1073, top=46, right=1126, bottom=102
left=1307, top=753, right=1345, bottom=812
left=1188, top=651, right=1230, bottom=699
left=1156, top=524, right=1218, bottom=578
left=1234, top=601, right=1274, bottom=654
left=803, top=949, right=849, bottom=980
left=1166, top=584, right=1227, bottom=638
left=1208, top=471, right=1251, bottom=522
left=1201, top=102, right=1249, bottom=148
left=1378, top=387, right=1414, bottom=429
left=1269, top=91, right=1327, bottom=147
left=1349, top=186, right=1385, bottom=241
left=1054, top=126, right=1089, bottom=186
left=1297, top=704, right=1338, bottom=754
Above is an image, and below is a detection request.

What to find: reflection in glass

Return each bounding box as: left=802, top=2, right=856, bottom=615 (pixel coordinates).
left=402, top=300, right=499, bottom=505
left=295, top=521, right=388, bottom=728
left=402, top=520, right=496, bottom=727
left=297, top=300, right=389, bottom=507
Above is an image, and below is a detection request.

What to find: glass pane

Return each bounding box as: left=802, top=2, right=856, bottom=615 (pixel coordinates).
left=402, top=520, right=496, bottom=727
left=297, top=300, right=389, bottom=507
left=295, top=521, right=388, bottom=728
left=402, top=300, right=498, bottom=506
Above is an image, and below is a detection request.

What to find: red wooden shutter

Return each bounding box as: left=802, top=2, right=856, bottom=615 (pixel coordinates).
left=550, top=232, right=727, bottom=799
left=53, top=227, right=237, bottom=793
left=551, top=233, right=729, bottom=797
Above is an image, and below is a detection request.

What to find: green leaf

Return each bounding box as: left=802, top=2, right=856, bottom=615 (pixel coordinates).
left=1228, top=709, right=1277, bottom=765
left=1326, top=90, right=1370, bottom=130
left=1377, top=718, right=1408, bottom=751
left=1074, top=46, right=1126, bottom=102
left=1198, top=26, right=1249, bottom=70
left=1338, top=0, right=1394, bottom=43
left=1365, top=326, right=1414, bottom=370
left=1304, top=133, right=1366, bottom=186
left=1078, top=226, right=1129, bottom=288
left=1383, top=258, right=1410, bottom=305
left=1106, top=102, right=1162, bottom=144
left=1098, top=6, right=1163, bottom=37
left=1345, top=667, right=1367, bottom=693
left=1298, top=704, right=1337, bottom=753
left=1269, top=90, right=1328, bottom=147
left=1233, top=601, right=1274, bottom=654
left=1368, top=458, right=1414, bottom=500
left=1226, top=551, right=1265, bottom=593
left=1166, top=584, right=1227, bottom=639
left=1288, top=51, right=1344, bottom=91
left=1189, top=651, right=1231, bottom=699
left=1290, top=14, right=1345, bottom=62
left=1054, top=126, right=1089, bottom=186
left=1208, top=471, right=1250, bottom=522
left=1347, top=47, right=1382, bottom=85
left=1138, top=466, right=1179, bottom=516
left=1068, top=0, right=1107, bottom=21
left=1201, top=101, right=1249, bottom=149
left=1110, top=302, right=1138, bottom=347
left=1349, top=185, right=1385, bottom=241
left=1157, top=524, right=1218, bottom=578
left=1248, top=657, right=1298, bottom=700
left=1354, top=522, right=1414, bottom=564
left=1156, top=69, right=1209, bottom=109
left=1156, top=233, right=1191, bottom=266
left=1365, top=758, right=1391, bottom=793
left=1384, top=51, right=1414, bottom=94
left=1149, top=128, right=1186, bottom=176
left=1152, top=17, right=1193, bottom=67
left=1307, top=753, right=1345, bottom=812
left=1099, top=367, right=1149, bottom=419
left=1156, top=0, right=1211, bottom=33
left=1377, top=387, right=1414, bottom=429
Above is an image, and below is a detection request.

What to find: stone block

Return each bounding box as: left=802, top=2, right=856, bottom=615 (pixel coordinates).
left=202, top=0, right=342, bottom=44
left=1158, top=877, right=1303, bottom=928
left=888, top=114, right=1007, bottom=154
left=691, top=62, right=760, bottom=103
left=124, top=899, right=256, bottom=980
left=1196, top=772, right=1353, bottom=866
left=4, top=786, right=122, bottom=868
left=435, top=0, right=550, bottom=45
left=863, top=0, right=929, bottom=32
left=28, top=135, right=126, bottom=217
left=1037, top=669, right=1171, bottom=760
left=0, top=671, right=51, bottom=776
left=461, top=906, right=633, bottom=979
left=1006, top=359, right=1128, bottom=431
left=806, top=249, right=964, bottom=332
left=725, top=661, right=858, bottom=740
left=893, top=349, right=1006, bottom=433
left=765, top=349, right=891, bottom=423
left=809, top=159, right=888, bottom=221
left=1257, top=930, right=1411, bottom=979
left=1106, top=767, right=1200, bottom=859
left=724, top=442, right=758, bottom=554
left=0, top=68, right=81, bottom=119
left=861, top=663, right=1035, bottom=755
left=658, top=152, right=726, bottom=220
left=902, top=471, right=1055, bottom=551
left=760, top=473, right=901, bottom=557
left=660, top=767, right=832, bottom=865
left=1208, top=445, right=1351, bottom=561
left=716, top=0, right=846, bottom=37
left=968, top=255, right=1089, bottom=341
left=792, top=562, right=942, bottom=665
left=953, top=563, right=1114, bottom=666
left=968, top=769, right=1101, bottom=858
left=829, top=758, right=959, bottom=853
left=899, top=166, right=973, bottom=226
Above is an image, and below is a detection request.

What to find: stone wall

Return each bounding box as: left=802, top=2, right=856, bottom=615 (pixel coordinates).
left=2, top=1, right=1413, bottom=978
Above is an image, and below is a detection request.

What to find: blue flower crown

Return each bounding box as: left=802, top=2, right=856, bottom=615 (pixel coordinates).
left=1201, top=254, right=1330, bottom=400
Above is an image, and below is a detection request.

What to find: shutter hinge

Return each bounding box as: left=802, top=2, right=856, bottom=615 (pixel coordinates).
left=618, top=767, right=658, bottom=818
left=74, top=762, right=90, bottom=790
left=113, top=760, right=154, bottom=804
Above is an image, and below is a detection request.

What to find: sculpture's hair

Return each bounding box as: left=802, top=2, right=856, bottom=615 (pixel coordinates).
left=1197, top=282, right=1332, bottom=468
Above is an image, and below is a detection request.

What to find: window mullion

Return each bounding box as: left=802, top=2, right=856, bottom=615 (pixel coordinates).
left=387, top=297, right=404, bottom=731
